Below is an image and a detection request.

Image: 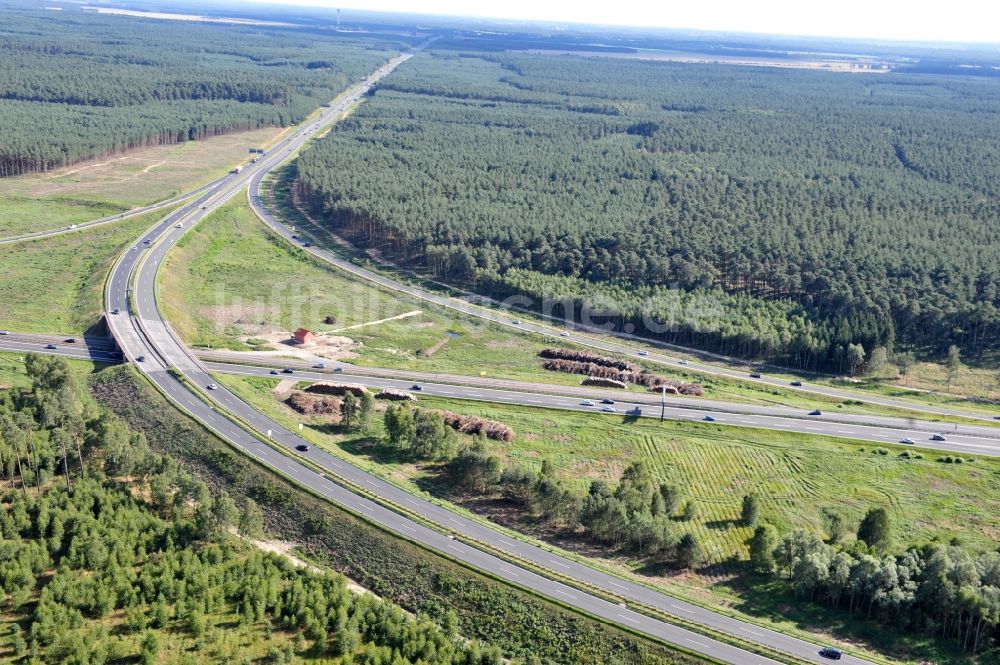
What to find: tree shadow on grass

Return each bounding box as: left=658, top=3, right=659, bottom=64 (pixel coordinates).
left=718, top=569, right=975, bottom=664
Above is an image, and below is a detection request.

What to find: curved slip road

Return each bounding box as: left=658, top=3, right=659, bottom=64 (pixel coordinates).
left=94, top=46, right=883, bottom=665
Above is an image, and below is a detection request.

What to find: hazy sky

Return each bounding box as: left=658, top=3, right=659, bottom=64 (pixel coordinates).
left=246, top=0, right=1000, bottom=44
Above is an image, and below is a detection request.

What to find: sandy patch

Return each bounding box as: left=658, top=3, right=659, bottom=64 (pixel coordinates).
left=331, top=310, right=422, bottom=333
left=420, top=337, right=449, bottom=358
left=247, top=537, right=371, bottom=595
left=203, top=303, right=280, bottom=336
left=271, top=379, right=297, bottom=397
left=253, top=330, right=359, bottom=361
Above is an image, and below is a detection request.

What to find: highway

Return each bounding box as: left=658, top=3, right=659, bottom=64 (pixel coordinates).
left=202, top=362, right=1000, bottom=458
left=5, top=333, right=1000, bottom=458
left=93, top=46, right=879, bottom=665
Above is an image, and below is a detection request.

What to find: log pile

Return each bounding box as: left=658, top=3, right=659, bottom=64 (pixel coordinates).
left=375, top=389, right=416, bottom=401
left=439, top=410, right=515, bottom=442
left=541, top=348, right=703, bottom=396
left=287, top=391, right=340, bottom=415
left=581, top=377, right=627, bottom=389
left=305, top=382, right=368, bottom=397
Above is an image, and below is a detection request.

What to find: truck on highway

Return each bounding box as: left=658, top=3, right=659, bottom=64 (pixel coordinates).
left=231, top=165, right=243, bottom=174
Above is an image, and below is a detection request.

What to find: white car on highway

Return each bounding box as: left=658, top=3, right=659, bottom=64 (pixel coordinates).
left=581, top=400, right=595, bottom=407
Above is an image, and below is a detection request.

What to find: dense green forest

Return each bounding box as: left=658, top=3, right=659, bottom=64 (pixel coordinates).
left=298, top=51, right=1000, bottom=370
left=0, top=354, right=516, bottom=663
left=0, top=4, right=406, bottom=175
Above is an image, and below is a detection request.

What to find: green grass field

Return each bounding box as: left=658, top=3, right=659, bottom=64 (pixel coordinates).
left=0, top=208, right=176, bottom=335
left=0, top=127, right=284, bottom=237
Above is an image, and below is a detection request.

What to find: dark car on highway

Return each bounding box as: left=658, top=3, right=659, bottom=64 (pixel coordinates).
left=282, top=368, right=294, bottom=374
left=295, top=444, right=310, bottom=452
left=411, top=384, right=423, bottom=391
left=819, top=647, right=842, bottom=660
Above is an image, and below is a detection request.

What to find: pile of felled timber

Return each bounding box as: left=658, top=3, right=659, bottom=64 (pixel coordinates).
left=439, top=410, right=515, bottom=442
left=305, top=382, right=368, bottom=397
left=540, top=348, right=702, bottom=395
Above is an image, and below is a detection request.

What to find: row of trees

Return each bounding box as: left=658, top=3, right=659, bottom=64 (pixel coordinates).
left=298, top=50, right=1000, bottom=368
left=446, top=444, right=710, bottom=569
left=0, top=354, right=509, bottom=663
left=748, top=509, right=1000, bottom=654
left=0, top=6, right=404, bottom=174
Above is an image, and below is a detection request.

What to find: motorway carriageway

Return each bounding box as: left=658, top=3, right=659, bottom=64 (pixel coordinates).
left=97, top=46, right=874, bottom=665
left=203, top=362, right=1000, bottom=459
left=3, top=333, right=999, bottom=458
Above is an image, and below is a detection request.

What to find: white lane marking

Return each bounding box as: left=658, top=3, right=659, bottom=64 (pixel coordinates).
left=742, top=628, right=765, bottom=637
left=399, top=523, right=416, bottom=533
left=500, top=566, right=520, bottom=578
left=686, top=639, right=711, bottom=649
left=448, top=544, right=462, bottom=553
left=617, top=613, right=640, bottom=624
left=607, top=580, right=628, bottom=590
left=671, top=604, right=695, bottom=614
left=554, top=588, right=576, bottom=599
left=548, top=558, right=570, bottom=569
